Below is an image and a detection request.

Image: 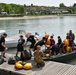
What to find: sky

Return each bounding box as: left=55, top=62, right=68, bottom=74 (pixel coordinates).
left=0, top=0, right=76, bottom=7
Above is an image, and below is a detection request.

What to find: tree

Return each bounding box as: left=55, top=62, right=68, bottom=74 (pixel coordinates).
left=4, top=4, right=12, bottom=14
left=59, top=3, right=66, bottom=7
left=19, top=6, right=25, bottom=14
left=73, top=3, right=76, bottom=7
left=31, top=4, right=33, bottom=7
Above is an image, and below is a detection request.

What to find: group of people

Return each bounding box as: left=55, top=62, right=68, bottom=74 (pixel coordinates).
left=50, top=30, right=75, bottom=55
left=0, top=30, right=75, bottom=68
left=16, top=33, right=45, bottom=68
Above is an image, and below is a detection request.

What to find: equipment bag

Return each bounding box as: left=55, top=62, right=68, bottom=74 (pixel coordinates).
left=20, top=50, right=31, bottom=61
left=8, top=56, right=20, bottom=65
left=0, top=55, right=4, bottom=65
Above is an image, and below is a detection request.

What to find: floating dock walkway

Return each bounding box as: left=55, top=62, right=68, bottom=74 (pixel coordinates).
left=0, top=53, right=76, bottom=75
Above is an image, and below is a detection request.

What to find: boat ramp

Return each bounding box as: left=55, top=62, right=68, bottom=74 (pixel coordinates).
left=0, top=53, right=76, bottom=75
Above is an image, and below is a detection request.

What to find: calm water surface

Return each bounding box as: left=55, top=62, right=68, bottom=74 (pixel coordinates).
left=0, top=16, right=76, bottom=65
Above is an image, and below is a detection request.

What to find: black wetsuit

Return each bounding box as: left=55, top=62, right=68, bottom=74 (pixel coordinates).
left=57, top=38, right=62, bottom=47
left=27, top=35, right=36, bottom=48
left=17, top=39, right=25, bottom=51
left=0, top=37, right=5, bottom=51
left=34, top=40, right=45, bottom=50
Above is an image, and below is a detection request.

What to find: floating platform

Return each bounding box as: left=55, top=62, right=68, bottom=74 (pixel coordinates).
left=0, top=53, right=76, bottom=75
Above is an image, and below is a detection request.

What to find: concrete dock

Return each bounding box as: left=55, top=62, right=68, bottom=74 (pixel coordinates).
left=0, top=53, right=76, bottom=75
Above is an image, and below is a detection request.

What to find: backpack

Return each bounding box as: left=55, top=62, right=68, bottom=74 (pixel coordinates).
left=20, top=50, right=31, bottom=61
left=8, top=56, right=20, bottom=65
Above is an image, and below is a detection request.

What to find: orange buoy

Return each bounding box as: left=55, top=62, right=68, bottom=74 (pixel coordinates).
left=45, top=54, right=50, bottom=57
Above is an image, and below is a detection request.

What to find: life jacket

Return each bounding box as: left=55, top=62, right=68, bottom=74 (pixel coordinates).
left=63, top=39, right=69, bottom=46
left=46, top=39, right=51, bottom=45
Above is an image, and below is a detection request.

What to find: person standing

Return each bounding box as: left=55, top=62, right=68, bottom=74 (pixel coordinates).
left=16, top=35, right=25, bottom=57
left=0, top=33, right=7, bottom=58
left=69, top=30, right=75, bottom=50
left=69, top=30, right=75, bottom=43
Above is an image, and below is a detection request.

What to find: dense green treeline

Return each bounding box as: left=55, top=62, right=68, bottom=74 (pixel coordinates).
left=0, top=3, right=24, bottom=14
left=0, top=3, right=76, bottom=17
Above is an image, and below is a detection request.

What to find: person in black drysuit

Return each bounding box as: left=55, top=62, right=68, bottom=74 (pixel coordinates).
left=34, top=37, right=46, bottom=50
left=16, top=35, right=25, bottom=57
left=57, top=36, right=63, bottom=53
left=25, top=34, right=37, bottom=56
left=0, top=33, right=7, bottom=58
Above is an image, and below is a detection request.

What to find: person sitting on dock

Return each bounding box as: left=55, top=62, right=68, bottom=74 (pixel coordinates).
left=25, top=33, right=37, bottom=56
left=16, top=35, right=25, bottom=57
left=34, top=45, right=45, bottom=68
left=0, top=33, right=7, bottom=58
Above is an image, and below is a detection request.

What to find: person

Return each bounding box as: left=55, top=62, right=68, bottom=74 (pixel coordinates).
left=62, top=39, right=69, bottom=53
left=57, top=36, right=63, bottom=53
left=50, top=36, right=56, bottom=55
left=25, top=33, right=37, bottom=56
left=57, top=36, right=62, bottom=47
left=34, top=45, right=45, bottom=68
left=34, top=37, right=46, bottom=50
left=69, top=30, right=75, bottom=43
left=0, top=33, right=7, bottom=58
left=16, top=35, right=25, bottom=57
left=66, top=33, right=72, bottom=47
left=69, top=30, right=75, bottom=50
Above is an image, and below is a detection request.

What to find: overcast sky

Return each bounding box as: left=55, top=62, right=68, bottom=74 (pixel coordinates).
left=0, top=0, right=76, bottom=6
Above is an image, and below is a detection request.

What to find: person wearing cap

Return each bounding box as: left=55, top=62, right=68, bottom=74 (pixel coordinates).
left=16, top=35, right=25, bottom=57
left=34, top=45, right=45, bottom=68
left=0, top=33, right=7, bottom=58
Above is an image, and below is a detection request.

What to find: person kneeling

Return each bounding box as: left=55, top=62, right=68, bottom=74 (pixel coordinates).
left=34, top=45, right=45, bottom=68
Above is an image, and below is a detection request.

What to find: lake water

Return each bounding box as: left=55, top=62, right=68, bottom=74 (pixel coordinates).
left=0, top=16, right=76, bottom=65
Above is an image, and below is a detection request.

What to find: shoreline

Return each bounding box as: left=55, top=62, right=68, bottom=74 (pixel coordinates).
left=0, top=14, right=76, bottom=20
left=0, top=15, right=58, bottom=20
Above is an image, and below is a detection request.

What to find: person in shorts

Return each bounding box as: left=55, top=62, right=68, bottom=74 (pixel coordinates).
left=0, top=33, right=7, bottom=58
left=16, top=35, right=25, bottom=57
